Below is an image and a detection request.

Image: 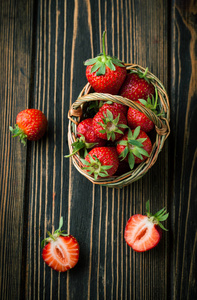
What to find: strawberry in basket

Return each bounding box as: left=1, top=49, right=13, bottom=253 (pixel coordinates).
left=84, top=31, right=127, bottom=94
left=82, top=146, right=119, bottom=179
left=127, top=88, right=159, bottom=133
left=93, top=105, right=128, bottom=142
left=119, top=68, right=155, bottom=101
left=116, top=126, right=152, bottom=170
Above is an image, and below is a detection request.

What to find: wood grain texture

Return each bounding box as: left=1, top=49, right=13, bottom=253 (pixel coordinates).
left=1, top=0, right=196, bottom=299
left=22, top=0, right=169, bottom=299
left=0, top=0, right=33, bottom=299
left=170, top=0, right=197, bottom=299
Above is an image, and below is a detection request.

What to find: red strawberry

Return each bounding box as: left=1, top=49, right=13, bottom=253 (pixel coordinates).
left=42, top=217, right=79, bottom=272
left=82, top=147, right=119, bottom=179
left=9, top=108, right=48, bottom=145
left=116, top=127, right=152, bottom=169
left=124, top=200, right=169, bottom=252
left=100, top=102, right=128, bottom=116
left=93, top=106, right=127, bottom=141
left=77, top=118, right=105, bottom=146
left=84, top=31, right=127, bottom=94
left=65, top=118, right=106, bottom=158
left=119, top=68, right=155, bottom=101
left=127, top=89, right=158, bottom=132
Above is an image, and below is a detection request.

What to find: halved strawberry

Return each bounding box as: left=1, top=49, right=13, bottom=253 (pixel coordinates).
left=42, top=217, right=79, bottom=272
left=124, top=200, right=169, bottom=252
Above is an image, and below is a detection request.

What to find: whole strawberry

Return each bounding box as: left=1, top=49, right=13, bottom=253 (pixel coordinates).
left=124, top=200, right=169, bottom=252
left=119, top=68, right=155, bottom=101
left=82, top=147, right=119, bottom=179
left=116, top=126, right=152, bottom=170
left=9, top=108, right=48, bottom=145
left=84, top=31, right=127, bottom=94
left=127, top=89, right=158, bottom=132
left=100, top=101, right=128, bottom=116
left=77, top=118, right=105, bottom=146
left=93, top=105, right=127, bottom=141
left=65, top=118, right=106, bottom=158
left=42, top=217, right=79, bottom=272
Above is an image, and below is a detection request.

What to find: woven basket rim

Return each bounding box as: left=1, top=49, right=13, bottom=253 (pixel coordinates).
left=67, top=63, right=170, bottom=188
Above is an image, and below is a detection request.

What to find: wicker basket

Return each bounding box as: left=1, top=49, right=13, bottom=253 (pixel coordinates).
left=67, top=64, right=170, bottom=188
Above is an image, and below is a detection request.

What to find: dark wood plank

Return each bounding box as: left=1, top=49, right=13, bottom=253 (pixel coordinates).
left=0, top=0, right=34, bottom=299
left=22, top=0, right=170, bottom=299
left=170, top=0, right=197, bottom=299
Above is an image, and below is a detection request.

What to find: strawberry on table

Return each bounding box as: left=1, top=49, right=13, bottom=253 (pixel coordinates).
left=127, top=88, right=159, bottom=132
left=116, top=126, right=152, bottom=170
left=9, top=108, right=48, bottom=145
left=82, top=146, right=119, bottom=179
left=42, top=217, right=79, bottom=272
left=84, top=31, right=127, bottom=94
left=124, top=200, right=169, bottom=252
left=93, top=105, right=127, bottom=141
left=119, top=68, right=155, bottom=101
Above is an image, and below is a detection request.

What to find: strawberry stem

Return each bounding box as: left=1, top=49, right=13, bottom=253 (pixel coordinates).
left=146, top=200, right=169, bottom=231
left=102, top=31, right=107, bottom=60
left=41, top=217, right=69, bottom=248
left=9, top=124, right=27, bottom=146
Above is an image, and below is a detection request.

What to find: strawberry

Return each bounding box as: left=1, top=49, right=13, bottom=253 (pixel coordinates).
left=100, top=101, right=128, bottom=116
left=119, top=68, right=155, bottom=101
left=124, top=200, right=169, bottom=252
left=93, top=106, right=127, bottom=141
left=65, top=118, right=106, bottom=158
left=9, top=108, right=48, bottom=145
left=42, top=217, right=79, bottom=272
left=82, top=147, right=119, bottom=179
left=77, top=118, right=105, bottom=146
left=116, top=126, right=152, bottom=170
left=84, top=31, right=127, bottom=94
left=127, top=88, right=158, bottom=132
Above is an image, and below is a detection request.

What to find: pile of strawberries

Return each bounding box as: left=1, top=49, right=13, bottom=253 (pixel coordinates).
left=67, top=31, right=160, bottom=180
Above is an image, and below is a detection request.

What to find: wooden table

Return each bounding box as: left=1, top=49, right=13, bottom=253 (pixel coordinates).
left=0, top=0, right=196, bottom=299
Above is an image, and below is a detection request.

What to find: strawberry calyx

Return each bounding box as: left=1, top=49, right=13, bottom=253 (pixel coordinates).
left=84, top=31, right=125, bottom=76
left=98, top=109, right=128, bottom=141
left=146, top=200, right=169, bottom=231
left=138, top=87, right=158, bottom=115
left=41, top=217, right=69, bottom=248
left=118, top=126, right=149, bottom=169
left=130, top=67, right=150, bottom=84
left=65, top=134, right=97, bottom=158
left=81, top=154, right=113, bottom=180
left=9, top=124, right=27, bottom=146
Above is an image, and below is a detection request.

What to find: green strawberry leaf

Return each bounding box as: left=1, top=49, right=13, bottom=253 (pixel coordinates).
left=91, top=61, right=102, bottom=73
left=128, top=152, right=135, bottom=170
left=96, top=63, right=106, bottom=75
left=132, top=126, right=141, bottom=139
left=84, top=57, right=99, bottom=66
left=106, top=60, right=116, bottom=70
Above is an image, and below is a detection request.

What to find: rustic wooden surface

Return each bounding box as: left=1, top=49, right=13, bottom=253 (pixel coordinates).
left=0, top=0, right=196, bottom=299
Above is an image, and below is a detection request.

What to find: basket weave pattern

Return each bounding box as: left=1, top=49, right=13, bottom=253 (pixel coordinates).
left=68, top=64, right=170, bottom=188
